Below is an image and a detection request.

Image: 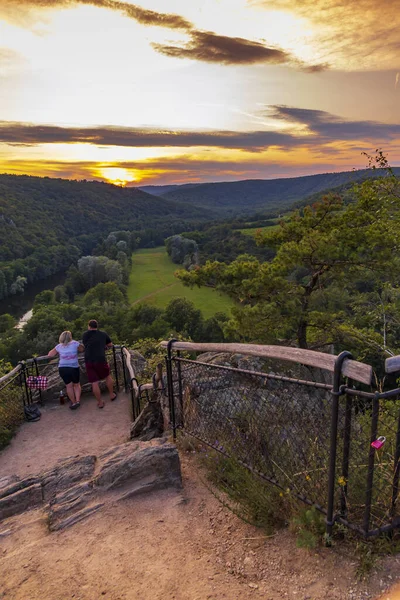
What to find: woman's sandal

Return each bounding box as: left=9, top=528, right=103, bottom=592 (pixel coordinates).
left=69, top=403, right=79, bottom=410
left=97, top=401, right=105, bottom=409
left=110, top=393, right=117, bottom=402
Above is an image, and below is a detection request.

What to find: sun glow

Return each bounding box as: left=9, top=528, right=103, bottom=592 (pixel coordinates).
left=99, top=167, right=136, bottom=186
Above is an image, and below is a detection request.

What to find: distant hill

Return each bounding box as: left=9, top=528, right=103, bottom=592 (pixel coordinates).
left=147, top=169, right=400, bottom=215
left=0, top=174, right=206, bottom=298
left=138, top=183, right=200, bottom=196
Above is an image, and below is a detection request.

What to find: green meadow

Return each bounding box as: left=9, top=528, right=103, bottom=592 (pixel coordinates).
left=127, top=247, right=235, bottom=318
left=239, top=225, right=278, bottom=236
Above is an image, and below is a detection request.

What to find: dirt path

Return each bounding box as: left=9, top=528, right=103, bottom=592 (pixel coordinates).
left=1, top=454, right=399, bottom=600
left=131, top=284, right=175, bottom=306
left=0, top=392, right=132, bottom=478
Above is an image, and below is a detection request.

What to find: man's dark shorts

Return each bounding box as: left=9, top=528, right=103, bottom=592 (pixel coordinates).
left=59, top=367, right=80, bottom=385
left=85, top=361, right=110, bottom=383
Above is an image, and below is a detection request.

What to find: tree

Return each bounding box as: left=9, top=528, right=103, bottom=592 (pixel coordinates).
left=165, top=235, right=199, bottom=268
left=0, top=314, right=15, bottom=334
left=9, top=276, right=27, bottom=295
left=77, top=256, right=123, bottom=289
left=83, top=282, right=126, bottom=307
left=164, top=298, right=203, bottom=339
left=178, top=158, right=400, bottom=358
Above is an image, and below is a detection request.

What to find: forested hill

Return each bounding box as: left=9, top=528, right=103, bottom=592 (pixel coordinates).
left=0, top=174, right=205, bottom=299
left=142, top=168, right=400, bottom=215
left=138, top=183, right=201, bottom=196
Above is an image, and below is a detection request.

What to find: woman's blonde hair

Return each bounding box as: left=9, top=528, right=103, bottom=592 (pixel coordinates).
left=59, top=331, right=72, bottom=345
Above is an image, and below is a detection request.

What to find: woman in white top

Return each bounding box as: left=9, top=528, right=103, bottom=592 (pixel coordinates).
left=48, top=331, right=84, bottom=410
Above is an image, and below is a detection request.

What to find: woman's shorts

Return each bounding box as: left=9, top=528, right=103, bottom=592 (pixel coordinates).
left=85, top=361, right=110, bottom=383
left=59, top=367, right=80, bottom=385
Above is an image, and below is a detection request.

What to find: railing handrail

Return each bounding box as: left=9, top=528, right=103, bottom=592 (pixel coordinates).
left=0, top=364, right=22, bottom=386
left=23, top=344, right=123, bottom=366
left=160, top=341, right=373, bottom=385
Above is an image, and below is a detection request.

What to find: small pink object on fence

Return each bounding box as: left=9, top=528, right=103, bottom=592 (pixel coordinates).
left=26, top=376, right=48, bottom=390
left=371, top=436, right=386, bottom=450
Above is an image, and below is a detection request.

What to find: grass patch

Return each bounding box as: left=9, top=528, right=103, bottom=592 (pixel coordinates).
left=239, top=225, right=279, bottom=237
left=128, top=247, right=235, bottom=318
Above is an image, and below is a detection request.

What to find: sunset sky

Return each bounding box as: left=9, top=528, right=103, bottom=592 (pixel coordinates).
left=0, top=0, right=399, bottom=185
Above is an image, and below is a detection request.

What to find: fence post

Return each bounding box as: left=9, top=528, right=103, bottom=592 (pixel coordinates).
left=166, top=339, right=177, bottom=440
left=18, top=361, right=29, bottom=407
left=120, top=346, right=128, bottom=392
left=33, top=357, right=43, bottom=405
left=326, top=351, right=352, bottom=541
left=176, top=350, right=184, bottom=428
left=363, top=394, right=380, bottom=535
left=112, top=345, right=120, bottom=391
left=340, top=383, right=353, bottom=518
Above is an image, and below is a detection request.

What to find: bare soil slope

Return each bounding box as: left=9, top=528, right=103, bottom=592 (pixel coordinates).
left=1, top=455, right=399, bottom=600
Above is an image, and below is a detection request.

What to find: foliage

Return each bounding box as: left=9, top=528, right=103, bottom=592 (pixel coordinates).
left=199, top=447, right=287, bottom=531
left=177, top=157, right=400, bottom=366
left=0, top=174, right=205, bottom=300
left=77, top=255, right=123, bottom=289
left=290, top=507, right=326, bottom=549
left=161, top=168, right=400, bottom=215
left=165, top=235, right=199, bottom=268
left=182, top=223, right=274, bottom=264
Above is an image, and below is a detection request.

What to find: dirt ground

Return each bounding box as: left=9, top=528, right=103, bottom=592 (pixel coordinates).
left=1, top=453, right=400, bottom=600
left=0, top=392, right=132, bottom=478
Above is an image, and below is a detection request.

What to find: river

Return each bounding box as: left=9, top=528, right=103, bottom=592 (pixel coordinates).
left=0, top=272, right=67, bottom=321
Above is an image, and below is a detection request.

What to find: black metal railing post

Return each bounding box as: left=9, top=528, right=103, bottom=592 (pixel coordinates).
left=326, top=351, right=352, bottom=540
left=33, top=357, right=43, bottom=405
left=363, top=393, right=380, bottom=536
left=340, top=384, right=353, bottom=518
left=176, top=350, right=184, bottom=428
left=166, top=339, right=177, bottom=440
left=112, top=345, right=119, bottom=391
left=120, top=346, right=128, bottom=392
left=18, top=361, right=29, bottom=407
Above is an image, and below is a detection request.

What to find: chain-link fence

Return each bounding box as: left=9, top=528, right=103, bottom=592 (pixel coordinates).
left=165, top=345, right=400, bottom=538
left=0, top=366, right=25, bottom=450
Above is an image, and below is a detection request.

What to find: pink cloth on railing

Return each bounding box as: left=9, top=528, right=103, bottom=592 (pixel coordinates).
left=26, top=376, right=48, bottom=390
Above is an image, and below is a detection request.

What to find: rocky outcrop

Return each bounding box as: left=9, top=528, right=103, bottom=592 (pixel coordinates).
left=130, top=400, right=164, bottom=441
left=0, top=439, right=182, bottom=530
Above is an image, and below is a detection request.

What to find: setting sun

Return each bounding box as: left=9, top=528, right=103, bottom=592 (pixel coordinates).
left=99, top=167, right=136, bottom=187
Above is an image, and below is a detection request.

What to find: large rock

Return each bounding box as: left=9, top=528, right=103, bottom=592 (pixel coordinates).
left=0, top=483, right=43, bottom=521
left=94, top=440, right=182, bottom=494
left=42, top=455, right=96, bottom=502
left=0, top=439, right=182, bottom=531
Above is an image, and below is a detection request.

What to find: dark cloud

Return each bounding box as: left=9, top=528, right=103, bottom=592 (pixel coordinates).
left=0, top=0, right=192, bottom=30
left=0, top=121, right=301, bottom=151
left=153, top=30, right=290, bottom=65
left=271, top=106, right=400, bottom=141
left=0, top=0, right=324, bottom=71
left=2, top=108, right=400, bottom=153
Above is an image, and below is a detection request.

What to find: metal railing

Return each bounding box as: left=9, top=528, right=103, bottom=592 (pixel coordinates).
left=164, top=340, right=400, bottom=539
left=0, top=345, right=127, bottom=440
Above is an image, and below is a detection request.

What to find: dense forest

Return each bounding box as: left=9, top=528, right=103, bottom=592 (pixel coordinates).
left=0, top=174, right=207, bottom=300
left=145, top=167, right=400, bottom=215
left=1, top=156, right=400, bottom=379
left=178, top=156, right=400, bottom=373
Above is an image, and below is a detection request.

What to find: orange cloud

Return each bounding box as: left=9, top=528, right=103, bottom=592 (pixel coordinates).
left=250, top=0, right=400, bottom=69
